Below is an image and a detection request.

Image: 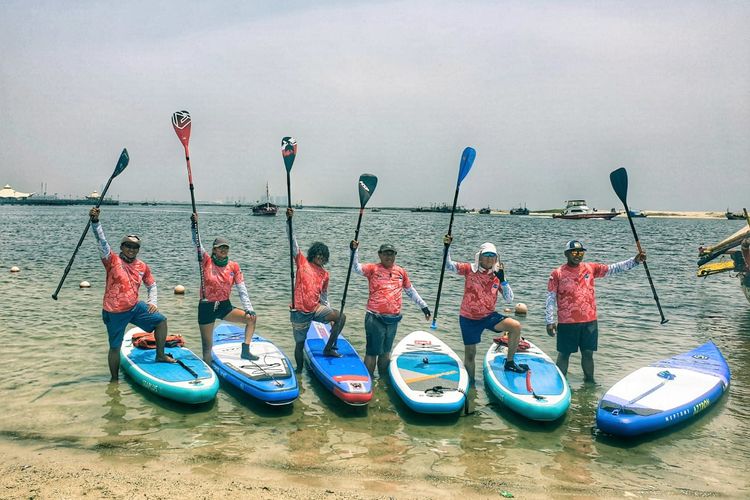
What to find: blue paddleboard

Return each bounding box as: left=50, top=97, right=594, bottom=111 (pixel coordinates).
left=303, top=321, right=372, bottom=405
left=121, top=328, right=219, bottom=404
left=211, top=323, right=299, bottom=405
left=483, top=336, right=570, bottom=421
left=596, top=341, right=730, bottom=437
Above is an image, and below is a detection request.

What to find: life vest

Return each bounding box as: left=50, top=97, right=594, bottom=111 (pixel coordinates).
left=493, top=335, right=530, bottom=351
left=132, top=331, right=185, bottom=349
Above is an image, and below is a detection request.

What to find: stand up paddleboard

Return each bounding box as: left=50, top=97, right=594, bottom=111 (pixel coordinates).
left=211, top=323, right=299, bottom=406
left=596, top=341, right=730, bottom=437
left=121, top=328, right=219, bottom=404
left=483, top=335, right=570, bottom=421
left=389, top=330, right=469, bottom=414
left=303, top=321, right=372, bottom=406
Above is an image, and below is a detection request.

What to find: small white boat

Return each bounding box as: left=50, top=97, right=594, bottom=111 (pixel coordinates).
left=553, top=200, right=618, bottom=220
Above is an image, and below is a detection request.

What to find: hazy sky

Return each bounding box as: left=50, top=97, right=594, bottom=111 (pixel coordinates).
left=1, top=1, right=748, bottom=210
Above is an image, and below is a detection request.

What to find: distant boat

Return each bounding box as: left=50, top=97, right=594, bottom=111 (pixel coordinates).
left=627, top=209, right=647, bottom=218
left=509, top=204, right=529, bottom=216
left=252, top=182, right=278, bottom=216
left=726, top=210, right=746, bottom=220
left=371, top=208, right=382, bottom=213
left=479, top=206, right=491, bottom=214
left=552, top=200, right=618, bottom=220
left=411, top=203, right=468, bottom=213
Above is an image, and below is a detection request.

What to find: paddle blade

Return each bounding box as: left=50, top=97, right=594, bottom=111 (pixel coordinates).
left=171, top=110, right=192, bottom=147
left=457, top=147, right=476, bottom=185
left=282, top=137, right=297, bottom=172
left=610, top=167, right=629, bottom=206
left=358, top=174, right=378, bottom=208
left=112, top=148, right=129, bottom=178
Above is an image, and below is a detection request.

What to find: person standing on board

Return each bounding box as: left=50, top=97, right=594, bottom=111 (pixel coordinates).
left=89, top=207, right=175, bottom=381
left=191, top=213, right=257, bottom=365
left=286, top=208, right=346, bottom=371
left=350, top=240, right=431, bottom=378
left=443, top=235, right=526, bottom=383
left=546, top=240, right=645, bottom=383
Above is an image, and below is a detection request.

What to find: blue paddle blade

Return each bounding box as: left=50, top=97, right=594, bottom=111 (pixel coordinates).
left=282, top=137, right=297, bottom=172
left=358, top=174, right=378, bottom=208
left=113, top=148, right=129, bottom=177
left=430, top=319, right=438, bottom=330
left=457, top=147, right=476, bottom=186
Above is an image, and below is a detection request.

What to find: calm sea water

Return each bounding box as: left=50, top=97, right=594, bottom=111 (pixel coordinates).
left=1, top=205, right=748, bottom=495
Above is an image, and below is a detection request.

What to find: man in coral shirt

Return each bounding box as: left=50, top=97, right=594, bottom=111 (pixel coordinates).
left=546, top=240, right=645, bottom=383
left=89, top=208, right=175, bottom=381
left=351, top=240, right=431, bottom=378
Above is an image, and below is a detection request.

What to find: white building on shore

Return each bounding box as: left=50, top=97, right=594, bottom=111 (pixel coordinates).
left=0, top=184, right=34, bottom=199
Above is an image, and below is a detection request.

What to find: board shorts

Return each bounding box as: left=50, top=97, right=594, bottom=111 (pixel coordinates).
left=459, top=311, right=508, bottom=346
left=364, top=311, right=402, bottom=356
left=556, top=320, right=599, bottom=354
left=198, top=299, right=235, bottom=325
left=290, top=304, right=335, bottom=343
left=102, top=301, right=166, bottom=349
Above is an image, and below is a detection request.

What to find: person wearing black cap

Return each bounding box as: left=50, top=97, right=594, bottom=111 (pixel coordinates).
left=350, top=240, right=431, bottom=378
left=190, top=213, right=258, bottom=364
left=546, top=240, right=645, bottom=383
left=89, top=207, right=175, bottom=381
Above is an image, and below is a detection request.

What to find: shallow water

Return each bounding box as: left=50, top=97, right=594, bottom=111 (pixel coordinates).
left=1, top=205, right=748, bottom=495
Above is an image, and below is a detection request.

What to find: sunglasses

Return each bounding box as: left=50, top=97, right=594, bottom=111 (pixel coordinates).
left=122, top=243, right=140, bottom=250
left=569, top=249, right=585, bottom=255
left=480, top=252, right=497, bottom=258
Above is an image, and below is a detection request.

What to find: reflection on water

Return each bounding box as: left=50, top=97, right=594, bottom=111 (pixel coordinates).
left=1, top=205, right=749, bottom=494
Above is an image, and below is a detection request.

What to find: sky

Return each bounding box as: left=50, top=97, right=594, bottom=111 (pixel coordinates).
left=1, top=1, right=748, bottom=210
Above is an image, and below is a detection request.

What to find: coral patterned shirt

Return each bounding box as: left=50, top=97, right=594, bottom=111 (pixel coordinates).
left=547, top=262, right=609, bottom=324
left=101, top=252, right=155, bottom=313
left=359, top=263, right=412, bottom=315
left=455, top=262, right=512, bottom=320
left=200, top=251, right=244, bottom=302
left=294, top=252, right=329, bottom=313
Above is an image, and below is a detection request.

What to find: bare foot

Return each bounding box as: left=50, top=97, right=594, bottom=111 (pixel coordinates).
left=323, top=348, right=343, bottom=358
left=156, top=353, right=177, bottom=363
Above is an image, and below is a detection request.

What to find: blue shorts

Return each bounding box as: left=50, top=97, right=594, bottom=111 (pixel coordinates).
left=364, top=311, right=402, bottom=356
left=290, top=304, right=335, bottom=343
left=102, top=301, right=167, bottom=349
left=557, top=321, right=598, bottom=354
left=459, top=312, right=508, bottom=346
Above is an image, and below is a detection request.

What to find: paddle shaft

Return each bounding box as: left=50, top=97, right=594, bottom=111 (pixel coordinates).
left=52, top=173, right=119, bottom=300
left=621, top=201, right=668, bottom=324
left=339, top=208, right=365, bottom=314
left=431, top=184, right=461, bottom=328
left=181, top=143, right=206, bottom=300
left=286, top=171, right=296, bottom=309
left=176, top=358, right=199, bottom=379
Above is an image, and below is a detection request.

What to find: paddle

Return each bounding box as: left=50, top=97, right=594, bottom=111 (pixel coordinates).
left=609, top=167, right=668, bottom=325
left=625, top=370, right=675, bottom=406
left=325, top=174, right=377, bottom=352
left=431, top=147, right=477, bottom=329
left=171, top=110, right=205, bottom=300
left=176, top=358, right=199, bottom=379
left=52, top=149, right=130, bottom=300
left=282, top=137, right=298, bottom=309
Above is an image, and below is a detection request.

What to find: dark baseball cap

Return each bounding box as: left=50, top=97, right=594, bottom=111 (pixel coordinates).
left=564, top=240, right=587, bottom=252
left=212, top=237, right=230, bottom=248
left=378, top=243, right=397, bottom=253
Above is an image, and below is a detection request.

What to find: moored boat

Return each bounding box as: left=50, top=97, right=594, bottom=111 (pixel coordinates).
left=509, top=204, right=529, bottom=215
left=252, top=182, right=278, bottom=216
left=552, top=200, right=618, bottom=220
left=726, top=210, right=746, bottom=220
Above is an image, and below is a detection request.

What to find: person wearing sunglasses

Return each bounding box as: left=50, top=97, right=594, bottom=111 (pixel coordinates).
left=350, top=240, right=431, bottom=378
left=190, top=213, right=258, bottom=364
left=89, top=207, right=175, bottom=381
left=286, top=208, right=346, bottom=370
left=443, top=235, right=526, bottom=384
left=546, top=240, right=646, bottom=383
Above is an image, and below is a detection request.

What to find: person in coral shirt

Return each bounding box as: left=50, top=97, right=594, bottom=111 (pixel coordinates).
left=546, top=240, right=645, bottom=383
left=89, top=208, right=175, bottom=381
left=351, top=240, right=431, bottom=378
left=191, top=213, right=257, bottom=364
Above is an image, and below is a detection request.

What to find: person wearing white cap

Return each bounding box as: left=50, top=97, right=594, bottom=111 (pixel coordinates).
left=89, top=207, right=175, bottom=381
left=191, top=213, right=257, bottom=364
left=546, top=240, right=645, bottom=383
left=443, top=235, right=526, bottom=383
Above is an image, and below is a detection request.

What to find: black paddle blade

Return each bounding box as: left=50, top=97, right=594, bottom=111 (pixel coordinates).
left=457, top=147, right=476, bottom=186
left=358, top=174, right=378, bottom=208
left=281, top=137, right=297, bottom=172
left=610, top=167, right=629, bottom=206
left=113, top=148, right=129, bottom=178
